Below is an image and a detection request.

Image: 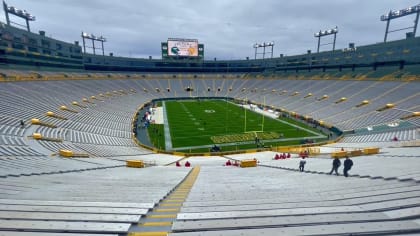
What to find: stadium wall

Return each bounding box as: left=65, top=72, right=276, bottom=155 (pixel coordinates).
left=0, top=21, right=419, bottom=73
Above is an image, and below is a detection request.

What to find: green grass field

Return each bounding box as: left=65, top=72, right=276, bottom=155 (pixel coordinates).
left=157, top=99, right=325, bottom=151
left=147, top=124, right=165, bottom=150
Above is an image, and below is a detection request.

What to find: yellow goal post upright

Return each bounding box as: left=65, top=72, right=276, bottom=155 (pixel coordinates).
left=244, top=96, right=266, bottom=134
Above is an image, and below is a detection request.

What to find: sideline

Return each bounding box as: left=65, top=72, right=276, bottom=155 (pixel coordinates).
left=171, top=135, right=324, bottom=151
left=162, top=101, right=173, bottom=150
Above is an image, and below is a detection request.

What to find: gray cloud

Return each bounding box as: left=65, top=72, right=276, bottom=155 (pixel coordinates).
left=3, top=0, right=419, bottom=59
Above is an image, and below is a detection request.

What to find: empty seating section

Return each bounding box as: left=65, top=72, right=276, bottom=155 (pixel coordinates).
left=0, top=166, right=189, bottom=202
left=69, top=130, right=133, bottom=146
left=0, top=166, right=190, bottom=234
left=0, top=155, right=120, bottom=178
left=408, top=118, right=420, bottom=126
left=0, top=72, right=418, bottom=235
left=0, top=135, right=25, bottom=146
left=38, top=140, right=86, bottom=154
left=341, top=129, right=418, bottom=143
left=72, top=143, right=150, bottom=157
left=35, top=126, right=68, bottom=139
left=172, top=161, right=420, bottom=235
left=0, top=146, right=43, bottom=156
left=0, top=125, right=43, bottom=157
left=63, top=121, right=130, bottom=138
left=227, top=149, right=420, bottom=180
left=0, top=79, right=155, bottom=156
left=0, top=76, right=418, bottom=160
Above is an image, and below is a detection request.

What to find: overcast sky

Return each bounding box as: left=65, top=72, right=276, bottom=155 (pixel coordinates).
left=3, top=0, right=419, bottom=60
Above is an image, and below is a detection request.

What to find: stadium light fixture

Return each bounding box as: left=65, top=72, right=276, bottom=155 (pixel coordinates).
left=3, top=1, right=35, bottom=32
left=253, top=41, right=274, bottom=59
left=81, top=31, right=107, bottom=56
left=381, top=4, right=420, bottom=42
left=314, top=26, right=338, bottom=53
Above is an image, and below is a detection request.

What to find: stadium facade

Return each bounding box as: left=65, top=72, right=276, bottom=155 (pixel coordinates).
left=0, top=20, right=420, bottom=73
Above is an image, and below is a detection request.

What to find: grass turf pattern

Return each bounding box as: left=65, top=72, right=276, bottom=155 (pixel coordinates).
left=147, top=124, right=165, bottom=150
left=164, top=99, right=321, bottom=149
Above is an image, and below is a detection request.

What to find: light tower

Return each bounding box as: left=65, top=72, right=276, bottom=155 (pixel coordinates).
left=381, top=4, right=420, bottom=42
left=314, top=26, right=338, bottom=53
left=81, top=32, right=106, bottom=56
left=2, top=1, right=35, bottom=32
left=253, top=42, right=274, bottom=60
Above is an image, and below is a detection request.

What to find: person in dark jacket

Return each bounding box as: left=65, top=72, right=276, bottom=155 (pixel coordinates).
left=343, top=157, right=353, bottom=177
left=329, top=157, right=341, bottom=175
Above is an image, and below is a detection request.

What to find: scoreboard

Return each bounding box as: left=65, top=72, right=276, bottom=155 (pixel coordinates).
left=162, top=38, right=204, bottom=59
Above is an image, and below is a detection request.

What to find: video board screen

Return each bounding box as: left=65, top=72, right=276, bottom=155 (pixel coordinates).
left=167, top=39, right=198, bottom=57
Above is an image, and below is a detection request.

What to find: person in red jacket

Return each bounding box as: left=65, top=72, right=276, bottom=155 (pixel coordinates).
left=185, top=161, right=191, bottom=167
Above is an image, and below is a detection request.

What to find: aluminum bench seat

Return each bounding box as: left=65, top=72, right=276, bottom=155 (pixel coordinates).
left=0, top=211, right=141, bottom=223
left=0, top=232, right=118, bottom=236
left=0, top=219, right=130, bottom=234
left=0, top=204, right=148, bottom=215
left=171, top=220, right=420, bottom=236
left=173, top=212, right=390, bottom=232
left=0, top=199, right=154, bottom=209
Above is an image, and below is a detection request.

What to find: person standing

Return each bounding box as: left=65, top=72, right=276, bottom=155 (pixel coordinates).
left=299, top=157, right=306, bottom=172
left=343, top=156, right=353, bottom=177
left=329, top=157, right=341, bottom=175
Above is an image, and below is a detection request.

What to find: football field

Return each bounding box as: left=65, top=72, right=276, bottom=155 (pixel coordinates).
left=161, top=99, right=325, bottom=151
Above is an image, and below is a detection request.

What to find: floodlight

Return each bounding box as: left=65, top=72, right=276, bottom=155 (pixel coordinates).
left=253, top=41, right=274, bottom=59
left=315, top=27, right=338, bottom=38
left=314, top=27, right=338, bottom=52
left=3, top=1, right=35, bottom=31
left=81, top=31, right=107, bottom=56
left=381, top=4, right=420, bottom=21
left=381, top=4, right=420, bottom=42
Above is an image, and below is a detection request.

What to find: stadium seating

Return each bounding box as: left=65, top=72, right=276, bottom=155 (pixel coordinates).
left=340, top=128, right=417, bottom=143
left=0, top=71, right=418, bottom=235
left=0, top=166, right=190, bottom=234
left=172, top=157, right=420, bottom=235
left=0, top=75, right=417, bottom=155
